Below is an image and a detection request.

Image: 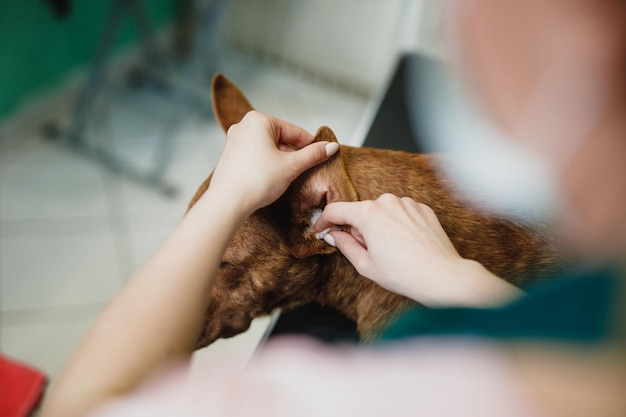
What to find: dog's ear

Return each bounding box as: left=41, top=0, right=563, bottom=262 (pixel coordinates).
left=278, top=126, right=359, bottom=259
left=211, top=73, right=254, bottom=132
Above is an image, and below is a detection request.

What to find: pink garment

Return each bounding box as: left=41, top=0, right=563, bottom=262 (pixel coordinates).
left=92, top=337, right=547, bottom=417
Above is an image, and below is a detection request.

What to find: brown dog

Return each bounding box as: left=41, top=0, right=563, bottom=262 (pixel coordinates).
left=189, top=74, right=569, bottom=348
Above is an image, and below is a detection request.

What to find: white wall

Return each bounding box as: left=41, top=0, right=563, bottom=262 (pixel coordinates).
left=221, top=0, right=443, bottom=95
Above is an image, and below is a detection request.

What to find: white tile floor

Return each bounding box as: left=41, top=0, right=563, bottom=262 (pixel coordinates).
left=0, top=52, right=369, bottom=390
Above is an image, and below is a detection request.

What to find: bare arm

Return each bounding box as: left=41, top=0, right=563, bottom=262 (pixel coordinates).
left=314, top=194, right=524, bottom=308
left=42, top=111, right=337, bottom=417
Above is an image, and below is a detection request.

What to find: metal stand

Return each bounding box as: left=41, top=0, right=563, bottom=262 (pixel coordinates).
left=64, top=0, right=224, bottom=196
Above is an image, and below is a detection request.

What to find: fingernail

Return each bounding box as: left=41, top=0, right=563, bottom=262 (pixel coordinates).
left=315, top=228, right=331, bottom=240
left=323, top=233, right=336, bottom=247
left=325, top=142, right=339, bottom=157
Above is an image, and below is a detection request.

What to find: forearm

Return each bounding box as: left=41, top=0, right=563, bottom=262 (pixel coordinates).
left=410, top=259, right=525, bottom=308
left=43, top=188, right=251, bottom=417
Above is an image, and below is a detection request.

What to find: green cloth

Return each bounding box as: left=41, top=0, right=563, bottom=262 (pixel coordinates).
left=380, top=266, right=620, bottom=344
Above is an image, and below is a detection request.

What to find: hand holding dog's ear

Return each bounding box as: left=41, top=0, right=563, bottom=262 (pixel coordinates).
left=209, top=111, right=338, bottom=214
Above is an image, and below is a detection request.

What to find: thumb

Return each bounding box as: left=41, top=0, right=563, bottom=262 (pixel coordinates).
left=325, top=230, right=371, bottom=275
left=288, top=141, right=339, bottom=174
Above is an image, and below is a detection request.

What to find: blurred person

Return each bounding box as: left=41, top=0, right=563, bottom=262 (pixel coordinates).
left=42, top=0, right=626, bottom=416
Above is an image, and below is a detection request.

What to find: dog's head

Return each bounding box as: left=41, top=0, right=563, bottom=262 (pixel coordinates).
left=189, top=75, right=359, bottom=347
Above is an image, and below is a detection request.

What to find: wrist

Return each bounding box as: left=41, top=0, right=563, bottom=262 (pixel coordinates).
left=181, top=186, right=253, bottom=250
left=199, top=184, right=257, bottom=219
left=418, top=259, right=524, bottom=308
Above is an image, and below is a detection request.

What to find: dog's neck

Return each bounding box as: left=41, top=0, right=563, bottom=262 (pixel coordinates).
left=313, top=253, right=415, bottom=340
left=313, top=254, right=363, bottom=320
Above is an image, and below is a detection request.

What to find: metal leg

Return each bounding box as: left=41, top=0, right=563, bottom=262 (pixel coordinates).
left=127, top=0, right=170, bottom=71
left=66, top=0, right=127, bottom=147
left=64, top=0, right=221, bottom=196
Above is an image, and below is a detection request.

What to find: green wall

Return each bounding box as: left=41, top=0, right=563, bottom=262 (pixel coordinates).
left=0, top=1, right=177, bottom=121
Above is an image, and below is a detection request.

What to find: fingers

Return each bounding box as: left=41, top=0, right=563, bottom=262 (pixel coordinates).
left=314, top=195, right=409, bottom=232
left=313, top=201, right=364, bottom=232
left=232, top=111, right=314, bottom=148
left=286, top=141, right=339, bottom=177
left=315, top=195, right=424, bottom=233
left=264, top=113, right=315, bottom=148
left=326, top=230, right=371, bottom=275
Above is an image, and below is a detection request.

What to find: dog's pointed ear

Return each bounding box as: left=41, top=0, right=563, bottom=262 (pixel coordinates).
left=211, top=73, right=254, bottom=132
left=279, top=126, right=359, bottom=259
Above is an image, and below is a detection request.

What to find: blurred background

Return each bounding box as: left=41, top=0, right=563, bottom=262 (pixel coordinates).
left=0, top=0, right=447, bottom=394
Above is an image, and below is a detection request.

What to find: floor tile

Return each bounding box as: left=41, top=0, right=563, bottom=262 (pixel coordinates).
left=0, top=233, right=122, bottom=310
left=0, top=136, right=61, bottom=168
left=0, top=319, right=94, bottom=389
left=115, top=176, right=185, bottom=217
left=161, top=121, right=221, bottom=198
left=123, top=213, right=180, bottom=272
left=110, top=119, right=221, bottom=218
left=1, top=303, right=106, bottom=327
left=0, top=154, right=110, bottom=221
left=0, top=216, right=111, bottom=238
left=101, top=104, right=174, bottom=174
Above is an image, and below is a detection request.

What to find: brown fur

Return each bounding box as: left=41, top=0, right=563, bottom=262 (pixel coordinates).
left=189, top=74, right=570, bottom=348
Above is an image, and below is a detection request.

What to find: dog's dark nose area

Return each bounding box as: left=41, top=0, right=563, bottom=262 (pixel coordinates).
left=194, top=327, right=218, bottom=349
left=218, top=324, right=242, bottom=339
left=194, top=314, right=253, bottom=350
left=217, top=315, right=253, bottom=340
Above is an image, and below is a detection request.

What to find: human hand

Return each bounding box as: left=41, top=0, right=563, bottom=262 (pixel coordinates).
left=314, top=194, right=522, bottom=307
left=313, top=194, right=463, bottom=305
left=209, top=111, right=338, bottom=214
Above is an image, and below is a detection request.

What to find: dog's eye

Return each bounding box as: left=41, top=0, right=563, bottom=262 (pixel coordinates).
left=219, top=261, right=231, bottom=270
